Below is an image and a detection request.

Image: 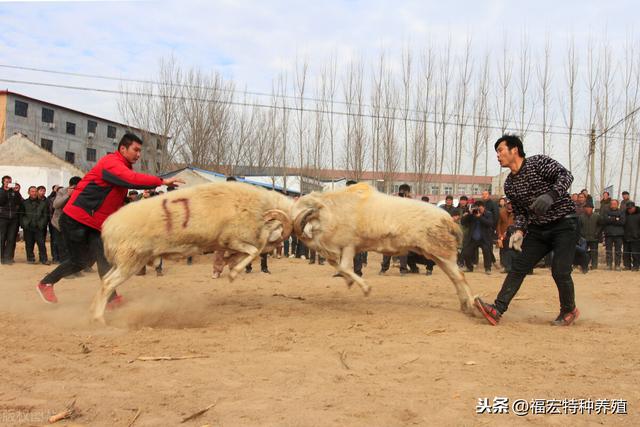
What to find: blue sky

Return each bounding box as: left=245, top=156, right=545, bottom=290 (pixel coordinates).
left=0, top=0, right=635, bottom=121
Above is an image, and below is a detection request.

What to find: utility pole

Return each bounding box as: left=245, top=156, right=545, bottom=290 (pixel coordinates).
left=589, top=127, right=596, bottom=196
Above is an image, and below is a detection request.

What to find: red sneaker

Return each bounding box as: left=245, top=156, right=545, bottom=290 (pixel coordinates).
left=474, top=297, right=501, bottom=326
left=551, top=307, right=580, bottom=326
left=106, top=294, right=125, bottom=311
left=36, top=283, right=58, bottom=304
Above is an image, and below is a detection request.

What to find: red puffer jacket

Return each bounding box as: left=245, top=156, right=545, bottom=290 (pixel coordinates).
left=63, top=151, right=162, bottom=230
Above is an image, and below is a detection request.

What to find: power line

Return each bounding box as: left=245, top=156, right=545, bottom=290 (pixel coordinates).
left=0, top=63, right=605, bottom=136
left=1, top=77, right=598, bottom=139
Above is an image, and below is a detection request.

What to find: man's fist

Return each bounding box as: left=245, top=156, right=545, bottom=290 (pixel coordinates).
left=529, top=193, right=554, bottom=216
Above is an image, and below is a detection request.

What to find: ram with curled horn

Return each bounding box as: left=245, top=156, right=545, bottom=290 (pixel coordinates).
left=290, top=183, right=477, bottom=316
left=90, top=182, right=293, bottom=323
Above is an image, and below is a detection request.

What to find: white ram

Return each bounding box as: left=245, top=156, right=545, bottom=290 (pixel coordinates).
left=290, top=183, right=476, bottom=314
left=91, top=182, right=292, bottom=322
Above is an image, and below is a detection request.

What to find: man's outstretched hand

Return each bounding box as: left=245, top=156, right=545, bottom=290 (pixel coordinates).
left=162, top=177, right=185, bottom=188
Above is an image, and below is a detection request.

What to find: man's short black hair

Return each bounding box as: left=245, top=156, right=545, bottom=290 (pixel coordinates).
left=128, top=190, right=139, bottom=196
left=2, top=175, right=11, bottom=184
left=37, top=185, right=45, bottom=191
left=421, top=196, right=429, bottom=202
left=118, top=133, right=143, bottom=150
left=474, top=200, right=485, bottom=207
left=445, top=195, right=453, bottom=200
left=494, top=134, right=525, bottom=157
left=226, top=176, right=237, bottom=182
left=69, top=176, right=82, bottom=186
left=28, top=185, right=36, bottom=191
left=459, top=195, right=468, bottom=201
left=622, top=191, right=630, bottom=196
left=399, top=183, right=411, bottom=193
left=346, top=180, right=357, bottom=186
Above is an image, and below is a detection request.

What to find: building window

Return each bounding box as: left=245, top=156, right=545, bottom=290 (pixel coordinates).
left=40, top=138, right=53, bottom=152
left=430, top=185, right=440, bottom=195
left=457, top=185, right=467, bottom=195
left=87, top=120, right=97, bottom=134
left=444, top=185, right=453, bottom=195
left=14, top=100, right=28, bottom=117
left=65, top=151, right=75, bottom=164
left=42, top=107, right=54, bottom=123
left=66, top=122, right=76, bottom=135
left=86, top=148, right=97, bottom=162
left=472, top=185, right=481, bottom=194
left=107, top=125, right=117, bottom=139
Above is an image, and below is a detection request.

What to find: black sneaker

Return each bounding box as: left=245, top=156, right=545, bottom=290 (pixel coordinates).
left=261, top=268, right=271, bottom=274
left=474, top=297, right=501, bottom=326
left=551, top=307, right=580, bottom=326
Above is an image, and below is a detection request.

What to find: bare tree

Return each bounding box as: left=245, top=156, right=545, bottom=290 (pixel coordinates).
left=471, top=51, right=490, bottom=178
left=401, top=45, right=413, bottom=172
left=381, top=65, right=399, bottom=192
left=518, top=32, right=535, bottom=140
left=617, top=37, right=639, bottom=196
left=586, top=37, right=600, bottom=194
left=452, top=36, right=473, bottom=191
left=294, top=56, right=309, bottom=187
left=562, top=36, right=578, bottom=173
left=412, top=44, right=435, bottom=194
left=537, top=36, right=553, bottom=156
left=437, top=36, right=453, bottom=179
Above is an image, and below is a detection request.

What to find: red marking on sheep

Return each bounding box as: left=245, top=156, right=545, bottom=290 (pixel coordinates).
left=172, top=198, right=191, bottom=228
left=162, top=199, right=172, bottom=232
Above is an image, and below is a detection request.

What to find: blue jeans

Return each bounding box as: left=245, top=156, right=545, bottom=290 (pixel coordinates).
left=494, top=217, right=577, bottom=314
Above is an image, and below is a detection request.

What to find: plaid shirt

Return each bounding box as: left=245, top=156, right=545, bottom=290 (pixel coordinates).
left=504, top=155, right=575, bottom=232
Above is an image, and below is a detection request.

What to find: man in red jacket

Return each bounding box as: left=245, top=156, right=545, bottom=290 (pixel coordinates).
left=36, top=133, right=183, bottom=305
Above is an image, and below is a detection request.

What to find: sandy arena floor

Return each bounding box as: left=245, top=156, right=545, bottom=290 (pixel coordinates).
left=0, top=244, right=638, bottom=426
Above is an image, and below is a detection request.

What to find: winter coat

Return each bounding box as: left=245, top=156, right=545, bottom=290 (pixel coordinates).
left=623, top=210, right=640, bottom=241
left=599, top=208, right=625, bottom=238
left=0, top=187, right=23, bottom=220
left=578, top=212, right=601, bottom=242
left=20, top=197, right=49, bottom=230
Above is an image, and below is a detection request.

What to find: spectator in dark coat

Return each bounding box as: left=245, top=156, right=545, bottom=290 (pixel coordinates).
left=578, top=199, right=601, bottom=269
left=620, top=191, right=634, bottom=212
left=461, top=200, right=494, bottom=274
left=599, top=199, right=625, bottom=270
left=21, top=186, right=50, bottom=264
left=623, top=202, right=640, bottom=271
left=0, top=175, right=23, bottom=264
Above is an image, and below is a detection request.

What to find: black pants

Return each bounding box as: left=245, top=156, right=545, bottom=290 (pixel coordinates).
left=246, top=253, right=268, bottom=272
left=295, top=240, right=308, bottom=258
left=353, top=252, right=365, bottom=275
left=0, top=217, right=19, bottom=263
left=381, top=255, right=408, bottom=272
left=407, top=251, right=435, bottom=272
left=41, top=214, right=110, bottom=285
left=283, top=238, right=290, bottom=257
left=24, top=228, right=48, bottom=263
left=586, top=241, right=599, bottom=269
left=49, top=223, right=62, bottom=262
left=494, top=217, right=577, bottom=314
left=463, top=239, right=492, bottom=271
left=624, top=240, right=640, bottom=270
left=500, top=245, right=517, bottom=273
left=605, top=236, right=623, bottom=268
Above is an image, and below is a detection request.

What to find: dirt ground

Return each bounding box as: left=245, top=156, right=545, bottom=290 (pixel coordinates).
left=1, top=243, right=638, bottom=426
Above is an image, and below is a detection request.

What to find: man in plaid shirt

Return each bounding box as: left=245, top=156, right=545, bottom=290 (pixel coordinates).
left=475, top=134, right=580, bottom=326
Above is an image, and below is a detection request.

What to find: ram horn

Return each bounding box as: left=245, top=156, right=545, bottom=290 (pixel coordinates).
left=263, top=209, right=293, bottom=240
left=293, top=207, right=319, bottom=237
